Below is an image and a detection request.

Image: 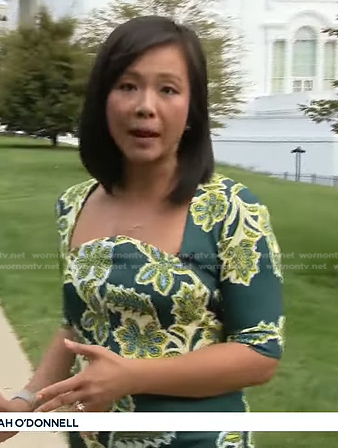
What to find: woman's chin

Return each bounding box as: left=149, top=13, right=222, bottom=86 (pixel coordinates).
left=123, top=150, right=163, bottom=164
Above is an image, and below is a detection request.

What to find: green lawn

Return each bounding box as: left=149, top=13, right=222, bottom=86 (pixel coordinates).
left=1, top=137, right=337, bottom=447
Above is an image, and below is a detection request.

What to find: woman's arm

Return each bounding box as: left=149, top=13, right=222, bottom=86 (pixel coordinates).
left=0, top=327, right=76, bottom=443
left=131, top=342, right=278, bottom=398
left=7, top=326, right=76, bottom=411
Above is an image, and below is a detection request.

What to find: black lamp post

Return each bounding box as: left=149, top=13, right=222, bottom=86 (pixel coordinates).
left=291, top=146, right=306, bottom=182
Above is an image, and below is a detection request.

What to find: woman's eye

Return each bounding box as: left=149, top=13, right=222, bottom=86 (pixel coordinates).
left=162, top=86, right=178, bottom=95
left=119, top=83, right=136, bottom=91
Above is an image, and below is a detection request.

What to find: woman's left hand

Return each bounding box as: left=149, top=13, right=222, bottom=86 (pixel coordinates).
left=34, top=339, right=135, bottom=412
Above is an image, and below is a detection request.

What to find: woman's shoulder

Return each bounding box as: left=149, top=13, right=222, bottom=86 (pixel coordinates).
left=56, top=178, right=98, bottom=216
left=198, top=172, right=261, bottom=205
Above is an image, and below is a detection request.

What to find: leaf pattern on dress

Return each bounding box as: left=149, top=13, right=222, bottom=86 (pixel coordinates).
left=108, top=432, right=176, bottom=448
left=216, top=432, right=245, bottom=448
left=218, top=186, right=282, bottom=286
left=228, top=316, right=286, bottom=351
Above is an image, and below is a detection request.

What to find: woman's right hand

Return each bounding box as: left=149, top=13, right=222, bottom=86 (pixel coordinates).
left=0, top=392, right=32, bottom=443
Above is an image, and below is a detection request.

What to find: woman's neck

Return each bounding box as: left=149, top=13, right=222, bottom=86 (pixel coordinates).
left=117, top=159, right=177, bottom=204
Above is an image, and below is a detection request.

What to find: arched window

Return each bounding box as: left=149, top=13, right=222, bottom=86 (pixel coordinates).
left=292, top=27, right=317, bottom=92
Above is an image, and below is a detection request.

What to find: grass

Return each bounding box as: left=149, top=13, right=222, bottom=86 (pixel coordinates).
left=0, top=136, right=337, bottom=447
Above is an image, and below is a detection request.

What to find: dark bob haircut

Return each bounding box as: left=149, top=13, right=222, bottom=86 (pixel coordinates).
left=79, top=15, right=214, bottom=204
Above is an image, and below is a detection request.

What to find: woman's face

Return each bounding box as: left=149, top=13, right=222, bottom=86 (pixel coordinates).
left=106, top=44, right=191, bottom=165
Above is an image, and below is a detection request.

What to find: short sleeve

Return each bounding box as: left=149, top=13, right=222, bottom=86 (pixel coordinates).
left=217, top=185, right=285, bottom=359
left=55, top=195, right=73, bottom=329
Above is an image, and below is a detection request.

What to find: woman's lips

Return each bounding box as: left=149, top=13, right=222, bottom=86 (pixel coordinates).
left=130, top=129, right=160, bottom=138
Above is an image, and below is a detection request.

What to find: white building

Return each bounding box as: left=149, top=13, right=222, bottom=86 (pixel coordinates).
left=225, top=0, right=338, bottom=98
left=213, top=0, right=338, bottom=182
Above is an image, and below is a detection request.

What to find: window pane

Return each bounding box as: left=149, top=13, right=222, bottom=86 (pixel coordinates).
left=304, top=80, right=314, bottom=91
left=293, top=40, right=317, bottom=77
left=293, top=80, right=302, bottom=92
left=324, top=41, right=336, bottom=89
left=272, top=40, right=286, bottom=93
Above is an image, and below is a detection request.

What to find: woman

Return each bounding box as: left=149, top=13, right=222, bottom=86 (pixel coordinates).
left=0, top=15, right=284, bottom=448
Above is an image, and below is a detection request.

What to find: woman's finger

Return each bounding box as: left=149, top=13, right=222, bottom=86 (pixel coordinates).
left=35, top=390, right=84, bottom=413
left=36, top=376, right=81, bottom=404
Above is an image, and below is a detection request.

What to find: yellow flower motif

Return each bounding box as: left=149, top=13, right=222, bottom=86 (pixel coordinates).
left=191, top=190, right=228, bottom=232
left=171, top=282, right=210, bottom=325
left=219, top=237, right=260, bottom=286
left=71, top=240, right=114, bottom=282
left=135, top=245, right=189, bottom=296
left=218, top=188, right=282, bottom=285
left=115, top=318, right=168, bottom=359
left=216, top=431, right=244, bottom=448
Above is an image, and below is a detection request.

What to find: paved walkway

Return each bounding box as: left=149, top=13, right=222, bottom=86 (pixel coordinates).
left=0, top=307, right=68, bottom=447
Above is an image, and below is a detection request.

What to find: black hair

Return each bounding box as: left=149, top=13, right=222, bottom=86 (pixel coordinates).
left=79, top=15, right=214, bottom=204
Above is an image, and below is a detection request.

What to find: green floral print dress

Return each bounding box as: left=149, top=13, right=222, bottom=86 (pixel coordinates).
left=56, top=173, right=285, bottom=448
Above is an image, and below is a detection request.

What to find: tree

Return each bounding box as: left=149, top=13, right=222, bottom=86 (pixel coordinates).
left=300, top=22, right=338, bottom=134
left=76, top=0, right=243, bottom=131
left=0, top=8, right=91, bottom=146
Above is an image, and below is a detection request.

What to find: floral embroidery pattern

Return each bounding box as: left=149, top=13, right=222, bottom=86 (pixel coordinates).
left=135, top=244, right=189, bottom=296
left=111, top=395, right=136, bottom=413
left=107, top=432, right=176, bottom=448
left=216, top=432, right=244, bottom=448
left=171, top=281, right=210, bottom=325
left=114, top=318, right=168, bottom=358
left=106, top=285, right=158, bottom=319
left=228, top=316, right=286, bottom=351
left=218, top=183, right=282, bottom=286
left=60, top=178, right=97, bottom=211
left=71, top=240, right=114, bottom=282
left=191, top=190, right=228, bottom=232
left=258, top=205, right=283, bottom=280
left=166, top=280, right=222, bottom=355
left=74, top=279, right=110, bottom=345
left=219, top=237, right=261, bottom=286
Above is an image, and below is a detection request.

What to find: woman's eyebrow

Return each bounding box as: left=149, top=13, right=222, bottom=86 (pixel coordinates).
left=122, top=69, right=183, bottom=84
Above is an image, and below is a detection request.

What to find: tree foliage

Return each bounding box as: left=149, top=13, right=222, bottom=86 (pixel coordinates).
left=77, top=0, right=244, bottom=131
left=0, top=8, right=91, bottom=146
left=300, top=21, right=338, bottom=134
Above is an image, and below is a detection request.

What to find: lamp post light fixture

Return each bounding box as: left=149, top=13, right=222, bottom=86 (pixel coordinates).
left=291, top=146, right=306, bottom=182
